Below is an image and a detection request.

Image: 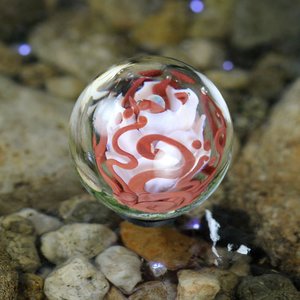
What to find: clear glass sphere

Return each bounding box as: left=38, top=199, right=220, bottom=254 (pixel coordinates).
left=69, top=56, right=233, bottom=222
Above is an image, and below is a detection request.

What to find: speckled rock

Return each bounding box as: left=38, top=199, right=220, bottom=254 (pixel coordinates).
left=29, top=10, right=126, bottom=81
left=205, top=69, right=250, bottom=90
left=41, top=223, right=117, bottom=264
left=132, top=1, right=188, bottom=50
left=16, top=208, right=62, bottom=235
left=236, top=274, right=300, bottom=300
left=232, top=0, right=300, bottom=50
left=0, top=76, right=82, bottom=215
left=18, top=273, right=44, bottom=300
left=226, top=78, right=300, bottom=274
left=189, top=0, right=237, bottom=39
left=0, top=0, right=45, bottom=40
left=120, top=221, right=197, bottom=270
left=129, top=281, right=177, bottom=300
left=44, top=256, right=109, bottom=300
left=0, top=248, right=18, bottom=300
left=19, top=62, right=57, bottom=88
left=0, top=215, right=40, bottom=272
left=96, top=246, right=142, bottom=294
left=88, top=0, right=162, bottom=31
left=45, top=76, right=85, bottom=99
left=0, top=43, right=22, bottom=76
left=177, top=269, right=220, bottom=300
left=58, top=193, right=118, bottom=225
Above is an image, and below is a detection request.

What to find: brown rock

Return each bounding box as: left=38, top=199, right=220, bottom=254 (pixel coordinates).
left=120, top=221, right=197, bottom=270
left=132, top=0, right=188, bottom=50
left=226, top=78, right=300, bottom=274
left=0, top=42, right=22, bottom=76
left=18, top=273, right=44, bottom=300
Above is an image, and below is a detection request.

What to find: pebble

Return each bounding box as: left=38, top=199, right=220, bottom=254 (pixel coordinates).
left=0, top=248, right=18, bottom=300
left=0, top=215, right=41, bottom=272
left=227, top=78, right=300, bottom=274
left=0, top=42, right=22, bottom=76
left=205, top=69, right=250, bottom=90
left=16, top=208, right=62, bottom=235
left=0, top=76, right=82, bottom=215
left=104, top=286, right=127, bottom=300
left=41, top=223, right=117, bottom=264
left=44, top=256, right=109, bottom=300
left=129, top=281, right=177, bottom=300
left=96, top=245, right=142, bottom=294
left=29, top=10, right=126, bottom=81
left=189, top=0, right=237, bottom=39
left=58, top=193, right=118, bottom=225
left=120, top=221, right=197, bottom=270
left=18, top=273, right=44, bottom=300
left=131, top=1, right=188, bottom=50
left=177, top=269, right=220, bottom=300
left=45, top=76, right=85, bottom=99
left=236, top=274, right=300, bottom=300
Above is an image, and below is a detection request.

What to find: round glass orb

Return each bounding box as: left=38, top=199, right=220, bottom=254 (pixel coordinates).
left=69, top=56, right=233, bottom=223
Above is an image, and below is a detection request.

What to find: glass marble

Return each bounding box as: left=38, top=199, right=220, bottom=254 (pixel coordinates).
left=69, top=56, right=233, bottom=223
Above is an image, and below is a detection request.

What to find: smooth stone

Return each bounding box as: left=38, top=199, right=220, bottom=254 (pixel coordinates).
left=177, top=269, right=220, bottom=300
left=131, top=1, right=188, bottom=50
left=120, top=221, right=197, bottom=271
left=0, top=215, right=41, bottom=272
left=18, top=273, right=44, bottom=300
left=104, top=286, right=127, bottom=300
left=41, top=223, right=117, bottom=264
left=226, top=78, right=300, bottom=274
left=45, top=76, right=85, bottom=99
left=58, top=193, right=118, bottom=225
left=236, top=274, right=300, bottom=300
left=0, top=42, right=22, bottom=75
left=205, top=69, right=250, bottom=90
left=0, top=76, right=82, bottom=215
left=29, top=10, right=126, bottom=81
left=129, top=281, right=177, bottom=300
left=16, top=208, right=62, bottom=235
left=96, top=245, right=142, bottom=294
left=19, top=62, right=57, bottom=88
left=44, top=256, right=109, bottom=300
left=189, top=0, right=237, bottom=39
left=88, top=0, right=162, bottom=31
left=0, top=248, right=18, bottom=300
left=232, top=0, right=300, bottom=50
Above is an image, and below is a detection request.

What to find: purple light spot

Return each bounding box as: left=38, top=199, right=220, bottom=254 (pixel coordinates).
left=190, top=0, right=205, bottom=13
left=222, top=60, right=234, bottom=71
left=18, top=44, right=31, bottom=56
left=185, top=218, right=201, bottom=230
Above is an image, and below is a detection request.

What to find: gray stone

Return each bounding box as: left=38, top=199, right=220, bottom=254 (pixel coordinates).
left=177, top=269, right=220, bottom=300
left=16, top=208, right=62, bottom=235
left=44, top=256, right=109, bottom=300
left=45, top=76, right=85, bottom=100
left=129, top=281, right=177, bottom=300
left=41, top=223, right=117, bottom=264
left=58, top=193, right=119, bottom=225
left=0, top=248, right=18, bottom=300
left=0, top=215, right=40, bottom=272
left=29, top=10, right=127, bottom=81
left=0, top=76, right=82, bottom=215
left=236, top=274, right=300, bottom=300
left=95, top=245, right=142, bottom=294
left=232, top=0, right=300, bottom=50
left=226, top=79, right=300, bottom=274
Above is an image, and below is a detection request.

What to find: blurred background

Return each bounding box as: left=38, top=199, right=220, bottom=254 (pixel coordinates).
left=0, top=0, right=299, bottom=299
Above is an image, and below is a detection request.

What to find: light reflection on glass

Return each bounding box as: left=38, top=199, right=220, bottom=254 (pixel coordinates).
left=222, top=60, right=234, bottom=71
left=185, top=217, right=201, bottom=230
left=18, top=43, right=32, bottom=56
left=149, top=261, right=167, bottom=277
